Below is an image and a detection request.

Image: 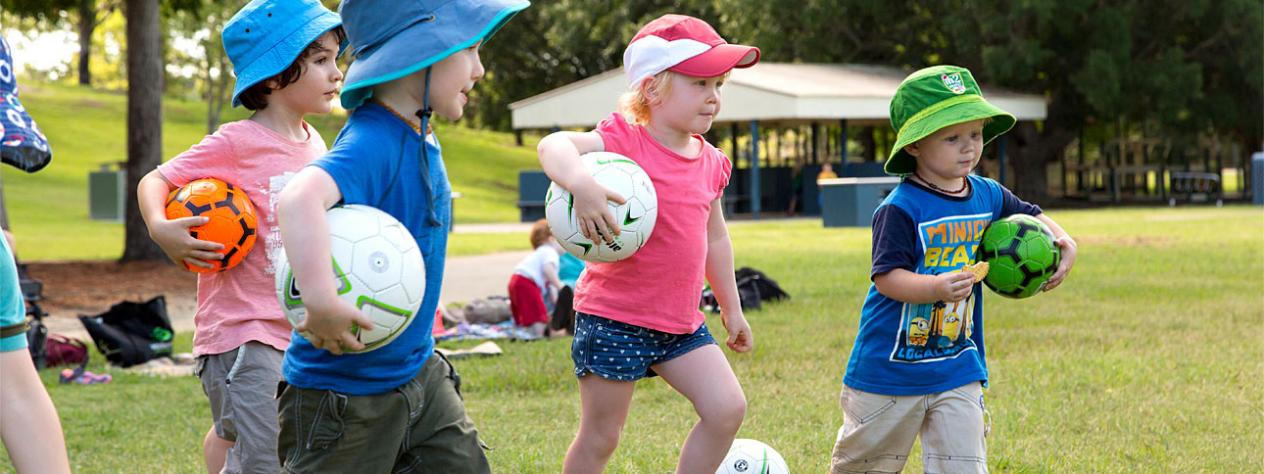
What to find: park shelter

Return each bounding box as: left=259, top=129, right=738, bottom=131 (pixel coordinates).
left=510, top=63, right=1048, bottom=218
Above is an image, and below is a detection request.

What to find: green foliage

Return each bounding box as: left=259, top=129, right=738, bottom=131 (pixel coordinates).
left=1, top=208, right=1261, bottom=471
left=0, top=83, right=539, bottom=260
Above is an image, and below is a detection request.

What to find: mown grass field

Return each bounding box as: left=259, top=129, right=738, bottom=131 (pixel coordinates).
left=2, top=207, right=1261, bottom=472
left=0, top=83, right=539, bottom=261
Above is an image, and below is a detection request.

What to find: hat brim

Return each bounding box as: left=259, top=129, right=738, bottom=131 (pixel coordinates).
left=230, top=12, right=343, bottom=107
left=340, top=0, right=529, bottom=110
left=884, top=95, right=1016, bottom=176
left=670, top=43, right=760, bottom=78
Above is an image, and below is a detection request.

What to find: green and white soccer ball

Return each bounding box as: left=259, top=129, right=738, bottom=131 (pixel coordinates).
left=275, top=205, right=425, bottom=352
left=717, top=439, right=789, bottom=474
left=545, top=151, right=658, bottom=263
left=978, top=214, right=1061, bottom=299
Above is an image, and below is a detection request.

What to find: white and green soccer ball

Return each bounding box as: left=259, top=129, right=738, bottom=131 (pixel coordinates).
left=545, top=152, right=658, bottom=263
left=717, top=439, right=790, bottom=474
left=275, top=205, right=425, bottom=353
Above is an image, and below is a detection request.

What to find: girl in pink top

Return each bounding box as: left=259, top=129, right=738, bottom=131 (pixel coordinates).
left=537, top=14, right=759, bottom=474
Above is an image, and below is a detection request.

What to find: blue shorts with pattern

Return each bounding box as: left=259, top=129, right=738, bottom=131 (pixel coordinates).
left=571, top=312, right=716, bottom=382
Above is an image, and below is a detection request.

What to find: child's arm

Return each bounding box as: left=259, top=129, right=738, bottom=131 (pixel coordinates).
left=276, top=167, right=374, bottom=354
left=703, top=198, right=752, bottom=352
left=137, top=169, right=224, bottom=270
left=1036, top=213, right=1076, bottom=291
left=543, top=260, right=563, bottom=303
left=537, top=131, right=625, bottom=243
left=874, top=269, right=975, bottom=304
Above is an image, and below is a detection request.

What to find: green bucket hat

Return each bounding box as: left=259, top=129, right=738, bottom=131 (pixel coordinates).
left=885, top=65, right=1016, bottom=176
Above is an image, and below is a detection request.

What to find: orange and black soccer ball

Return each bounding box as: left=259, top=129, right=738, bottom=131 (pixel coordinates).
left=165, top=178, right=258, bottom=273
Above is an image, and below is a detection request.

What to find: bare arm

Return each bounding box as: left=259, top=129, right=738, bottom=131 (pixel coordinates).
left=276, top=167, right=372, bottom=354
left=0, top=350, right=71, bottom=474
left=137, top=169, right=223, bottom=270
left=537, top=131, right=624, bottom=243
left=874, top=268, right=975, bottom=304
left=703, top=198, right=752, bottom=352
left=1036, top=212, right=1076, bottom=291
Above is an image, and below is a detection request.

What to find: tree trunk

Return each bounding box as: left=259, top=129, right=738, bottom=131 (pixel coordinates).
left=121, top=0, right=165, bottom=262
left=76, top=0, right=95, bottom=87
left=1007, top=90, right=1080, bottom=204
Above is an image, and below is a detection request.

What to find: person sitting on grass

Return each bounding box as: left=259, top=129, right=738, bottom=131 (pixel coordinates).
left=508, top=219, right=567, bottom=338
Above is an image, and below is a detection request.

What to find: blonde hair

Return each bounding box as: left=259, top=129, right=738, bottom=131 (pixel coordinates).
left=529, top=219, right=552, bottom=248
left=618, top=71, right=675, bottom=126
left=618, top=70, right=732, bottom=126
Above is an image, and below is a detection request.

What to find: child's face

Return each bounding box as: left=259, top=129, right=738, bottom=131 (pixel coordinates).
left=650, top=72, right=724, bottom=135
left=428, top=41, right=486, bottom=121
left=905, top=119, right=986, bottom=180
left=269, top=31, right=343, bottom=115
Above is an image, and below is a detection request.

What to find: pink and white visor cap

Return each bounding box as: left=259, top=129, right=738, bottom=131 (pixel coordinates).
left=623, top=14, right=761, bottom=88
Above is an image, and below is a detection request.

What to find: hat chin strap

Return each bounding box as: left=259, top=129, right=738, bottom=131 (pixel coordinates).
left=414, top=67, right=441, bottom=227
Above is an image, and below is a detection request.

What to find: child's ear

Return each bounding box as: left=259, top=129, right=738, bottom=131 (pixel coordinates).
left=640, top=77, right=660, bottom=105
left=903, top=143, right=921, bottom=157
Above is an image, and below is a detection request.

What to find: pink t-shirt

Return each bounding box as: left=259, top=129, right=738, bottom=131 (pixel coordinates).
left=157, top=119, right=326, bottom=356
left=577, top=113, right=732, bottom=334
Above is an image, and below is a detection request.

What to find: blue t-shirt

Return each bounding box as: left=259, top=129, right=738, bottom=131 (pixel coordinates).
left=842, top=175, right=1040, bottom=396
left=282, top=103, right=451, bottom=395
left=0, top=235, right=28, bottom=352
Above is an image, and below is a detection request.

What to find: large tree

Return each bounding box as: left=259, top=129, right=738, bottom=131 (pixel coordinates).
left=1, top=0, right=118, bottom=86
left=119, top=0, right=165, bottom=262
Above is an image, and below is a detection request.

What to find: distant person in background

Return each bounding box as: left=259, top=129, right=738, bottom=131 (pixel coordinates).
left=817, top=162, right=838, bottom=182
left=509, top=219, right=567, bottom=338
left=549, top=250, right=585, bottom=335
left=0, top=34, right=71, bottom=474
left=817, top=162, right=839, bottom=209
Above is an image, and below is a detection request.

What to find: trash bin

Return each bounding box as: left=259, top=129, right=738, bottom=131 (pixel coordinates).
left=1252, top=152, right=1263, bottom=205
left=820, top=177, right=901, bottom=227
left=88, top=163, right=126, bottom=222
left=518, top=170, right=550, bottom=222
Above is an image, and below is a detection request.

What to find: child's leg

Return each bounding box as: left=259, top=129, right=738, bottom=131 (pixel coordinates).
left=0, top=349, right=71, bottom=474
left=563, top=375, right=635, bottom=474
left=395, top=353, right=492, bottom=474
left=202, top=426, right=231, bottom=474
left=652, top=344, right=747, bottom=474
left=920, top=382, right=988, bottom=473
left=221, top=342, right=284, bottom=472
left=829, top=385, right=923, bottom=474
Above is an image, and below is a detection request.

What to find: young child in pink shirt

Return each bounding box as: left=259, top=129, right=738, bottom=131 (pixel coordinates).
left=536, top=14, right=758, bottom=473
left=135, top=1, right=343, bottom=472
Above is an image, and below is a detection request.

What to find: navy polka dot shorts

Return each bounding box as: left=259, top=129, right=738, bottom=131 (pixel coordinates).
left=571, top=312, right=717, bottom=382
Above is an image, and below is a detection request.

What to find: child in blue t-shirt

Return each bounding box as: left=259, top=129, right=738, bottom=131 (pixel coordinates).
left=831, top=65, right=1077, bottom=474
left=274, top=1, right=528, bottom=472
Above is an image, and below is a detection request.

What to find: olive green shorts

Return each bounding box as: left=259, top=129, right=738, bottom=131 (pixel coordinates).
left=277, top=353, right=489, bottom=474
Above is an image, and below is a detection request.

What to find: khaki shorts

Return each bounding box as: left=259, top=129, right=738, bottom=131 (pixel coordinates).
left=277, top=352, right=489, bottom=474
left=831, top=382, right=989, bottom=474
left=196, top=341, right=285, bottom=474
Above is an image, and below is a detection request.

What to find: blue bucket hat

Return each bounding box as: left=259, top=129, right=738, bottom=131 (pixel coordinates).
left=338, top=0, right=531, bottom=110
left=223, top=0, right=343, bottom=107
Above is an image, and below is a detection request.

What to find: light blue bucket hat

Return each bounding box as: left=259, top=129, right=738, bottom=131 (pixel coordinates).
left=338, top=0, right=531, bottom=110
left=223, top=0, right=342, bottom=107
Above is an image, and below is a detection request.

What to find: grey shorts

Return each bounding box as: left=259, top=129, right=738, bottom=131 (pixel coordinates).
left=196, top=341, right=284, bottom=474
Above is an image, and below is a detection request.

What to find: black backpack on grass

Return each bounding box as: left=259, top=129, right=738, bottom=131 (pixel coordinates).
left=700, top=266, right=791, bottom=312
left=79, top=296, right=174, bottom=367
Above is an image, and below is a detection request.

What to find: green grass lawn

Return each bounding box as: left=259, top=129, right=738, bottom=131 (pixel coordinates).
left=0, top=82, right=540, bottom=261
left=2, top=206, right=1261, bottom=472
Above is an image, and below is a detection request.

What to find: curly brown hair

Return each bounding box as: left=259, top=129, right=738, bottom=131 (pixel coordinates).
left=238, top=27, right=346, bottom=111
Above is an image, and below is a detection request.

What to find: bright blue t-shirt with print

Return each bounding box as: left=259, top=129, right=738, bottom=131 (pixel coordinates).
left=842, top=175, right=1040, bottom=396
left=0, top=236, right=28, bottom=352
left=282, top=103, right=451, bottom=395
